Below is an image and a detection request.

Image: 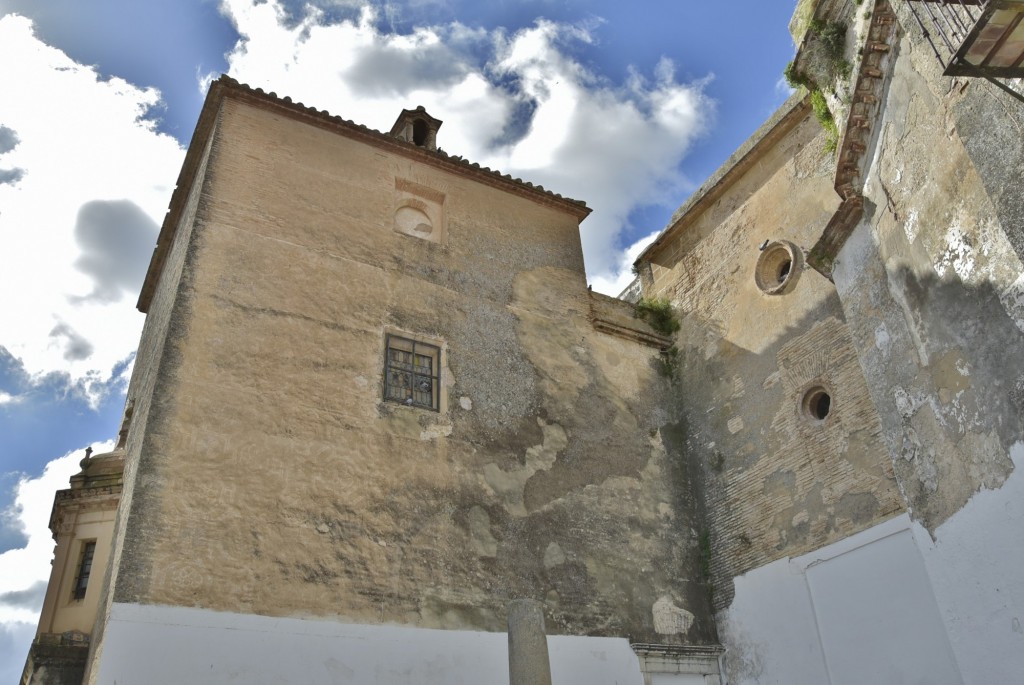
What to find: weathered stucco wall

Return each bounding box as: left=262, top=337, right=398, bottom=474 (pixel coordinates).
left=834, top=5, right=1024, bottom=534
left=642, top=102, right=904, bottom=610
left=829, top=8, right=1024, bottom=679
left=84, top=111, right=219, bottom=683
left=101, top=93, right=713, bottom=652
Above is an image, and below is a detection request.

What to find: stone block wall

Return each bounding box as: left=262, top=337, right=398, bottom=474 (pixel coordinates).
left=640, top=100, right=904, bottom=609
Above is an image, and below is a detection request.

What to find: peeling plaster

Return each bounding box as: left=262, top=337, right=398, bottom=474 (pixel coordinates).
left=652, top=596, right=695, bottom=635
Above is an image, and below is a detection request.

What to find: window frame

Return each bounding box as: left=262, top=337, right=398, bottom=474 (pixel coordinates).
left=383, top=334, right=442, bottom=412
left=72, top=539, right=97, bottom=601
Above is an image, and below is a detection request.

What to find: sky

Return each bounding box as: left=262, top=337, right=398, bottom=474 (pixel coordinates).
left=0, top=0, right=797, bottom=676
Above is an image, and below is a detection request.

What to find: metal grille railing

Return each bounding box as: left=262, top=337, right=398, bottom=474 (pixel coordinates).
left=905, top=0, right=1024, bottom=78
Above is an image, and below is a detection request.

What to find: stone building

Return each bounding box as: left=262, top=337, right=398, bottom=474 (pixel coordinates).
left=22, top=1, right=1024, bottom=683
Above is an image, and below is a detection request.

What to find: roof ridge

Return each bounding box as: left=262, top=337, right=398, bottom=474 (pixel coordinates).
left=215, top=75, right=588, bottom=209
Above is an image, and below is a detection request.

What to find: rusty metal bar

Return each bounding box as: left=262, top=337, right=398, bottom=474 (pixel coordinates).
left=984, top=75, right=1024, bottom=102
left=908, top=0, right=947, bottom=62
left=940, top=2, right=970, bottom=37
left=922, top=0, right=959, bottom=54
left=935, top=3, right=966, bottom=40
left=954, top=0, right=979, bottom=24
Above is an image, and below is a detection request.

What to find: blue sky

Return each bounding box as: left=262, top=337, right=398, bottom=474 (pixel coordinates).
left=0, top=0, right=797, bottom=676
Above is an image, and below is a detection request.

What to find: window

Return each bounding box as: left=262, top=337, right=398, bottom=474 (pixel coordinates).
left=384, top=335, right=440, bottom=411
left=755, top=240, right=800, bottom=295
left=72, top=540, right=96, bottom=600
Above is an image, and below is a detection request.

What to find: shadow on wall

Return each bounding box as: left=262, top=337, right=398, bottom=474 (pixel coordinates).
left=857, top=258, right=1024, bottom=534
left=656, top=282, right=904, bottom=612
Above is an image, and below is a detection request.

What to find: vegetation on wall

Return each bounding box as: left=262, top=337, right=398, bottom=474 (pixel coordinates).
left=784, top=19, right=851, bottom=153
left=656, top=344, right=679, bottom=380
left=635, top=297, right=681, bottom=336
left=813, top=19, right=850, bottom=71
left=810, top=90, right=840, bottom=153
left=633, top=297, right=681, bottom=380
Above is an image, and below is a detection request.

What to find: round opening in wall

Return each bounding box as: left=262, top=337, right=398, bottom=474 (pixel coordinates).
left=802, top=387, right=832, bottom=421
left=777, top=259, right=792, bottom=284
left=755, top=241, right=801, bottom=295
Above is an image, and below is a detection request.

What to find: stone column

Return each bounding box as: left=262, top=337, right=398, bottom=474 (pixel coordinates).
left=507, top=599, right=552, bottom=685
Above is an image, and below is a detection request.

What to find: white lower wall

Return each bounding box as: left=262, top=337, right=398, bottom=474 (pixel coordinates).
left=720, top=443, right=1024, bottom=685
left=92, top=603, right=646, bottom=685
left=913, top=442, right=1024, bottom=685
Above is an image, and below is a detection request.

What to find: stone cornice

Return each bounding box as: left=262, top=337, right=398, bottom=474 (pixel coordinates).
left=588, top=291, right=673, bottom=350
left=807, top=0, right=900, bottom=279
left=49, top=485, right=122, bottom=538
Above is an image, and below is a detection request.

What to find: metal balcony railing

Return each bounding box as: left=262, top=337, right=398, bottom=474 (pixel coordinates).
left=905, top=0, right=1024, bottom=77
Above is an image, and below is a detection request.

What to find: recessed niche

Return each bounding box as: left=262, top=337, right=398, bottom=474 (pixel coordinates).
left=395, top=202, right=433, bottom=236
left=393, top=178, right=445, bottom=243
left=801, top=386, right=832, bottom=422
left=755, top=240, right=801, bottom=295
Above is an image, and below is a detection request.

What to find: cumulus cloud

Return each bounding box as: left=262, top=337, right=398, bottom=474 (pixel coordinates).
left=0, top=15, right=184, bottom=395
left=0, top=621, right=35, bottom=684
left=219, top=0, right=712, bottom=285
left=0, top=125, right=19, bottom=153
left=0, top=124, right=25, bottom=186
left=48, top=322, right=95, bottom=362
left=0, top=167, right=25, bottom=185
left=0, top=582, right=47, bottom=611
left=70, top=200, right=160, bottom=304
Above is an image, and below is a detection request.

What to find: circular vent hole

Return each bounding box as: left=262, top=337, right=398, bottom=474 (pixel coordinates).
left=755, top=241, right=800, bottom=295
left=802, top=387, right=832, bottom=421
left=777, top=259, right=792, bottom=283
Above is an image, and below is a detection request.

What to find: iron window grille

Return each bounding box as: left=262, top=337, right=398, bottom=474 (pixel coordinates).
left=72, top=540, right=96, bottom=600
left=384, top=334, right=440, bottom=411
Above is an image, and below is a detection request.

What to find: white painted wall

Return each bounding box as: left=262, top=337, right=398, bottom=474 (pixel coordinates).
left=651, top=675, right=704, bottom=685
left=913, top=442, right=1024, bottom=684
left=92, top=603, right=646, bottom=685
left=720, top=515, right=959, bottom=684
left=720, top=447, right=1024, bottom=685
left=717, top=555, right=830, bottom=684
left=804, top=527, right=960, bottom=685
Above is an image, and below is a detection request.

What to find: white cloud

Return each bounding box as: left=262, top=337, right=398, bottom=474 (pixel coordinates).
left=0, top=392, right=19, bottom=406
left=0, top=15, right=184, bottom=398
left=0, top=441, right=113, bottom=626
left=0, top=621, right=36, bottom=683
left=775, top=74, right=796, bottom=100
left=589, top=229, right=661, bottom=297
left=219, top=0, right=712, bottom=281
